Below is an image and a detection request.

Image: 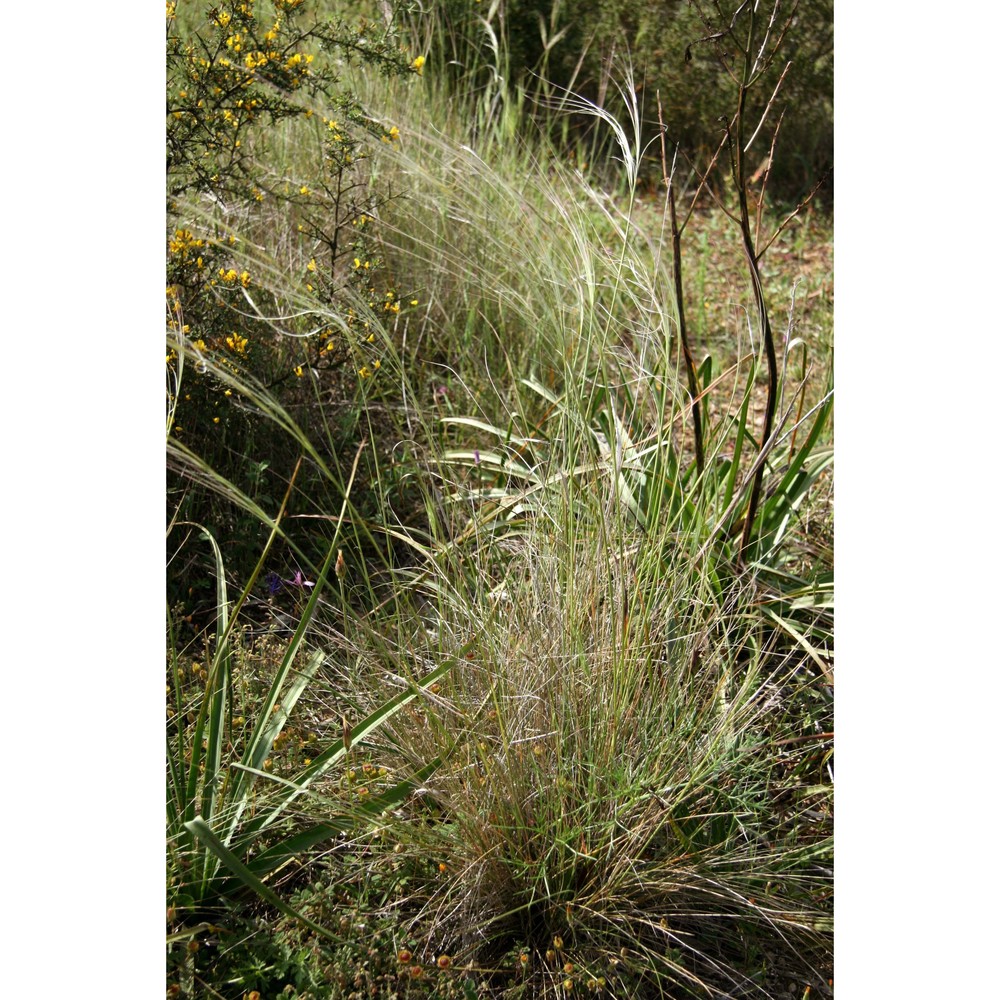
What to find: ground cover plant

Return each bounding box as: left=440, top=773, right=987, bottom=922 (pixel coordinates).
left=167, top=1, right=832, bottom=996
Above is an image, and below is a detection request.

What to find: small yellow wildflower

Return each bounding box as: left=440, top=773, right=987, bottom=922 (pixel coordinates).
left=294, top=365, right=304, bottom=377
left=358, top=366, right=372, bottom=379
left=299, top=185, right=310, bottom=195
left=306, top=258, right=317, bottom=272
left=411, top=55, right=426, bottom=75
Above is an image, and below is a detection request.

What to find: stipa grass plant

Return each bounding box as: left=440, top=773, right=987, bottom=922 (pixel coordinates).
left=311, top=22, right=833, bottom=997
left=372, top=520, right=830, bottom=998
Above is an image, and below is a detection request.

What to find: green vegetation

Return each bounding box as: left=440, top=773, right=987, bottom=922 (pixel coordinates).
left=167, top=1, right=832, bottom=997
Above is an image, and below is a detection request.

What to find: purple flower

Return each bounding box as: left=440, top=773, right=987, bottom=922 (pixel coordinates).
left=266, top=569, right=315, bottom=594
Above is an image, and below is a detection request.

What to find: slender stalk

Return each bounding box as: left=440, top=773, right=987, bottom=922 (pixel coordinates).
left=658, top=93, right=704, bottom=475
left=722, top=5, right=779, bottom=564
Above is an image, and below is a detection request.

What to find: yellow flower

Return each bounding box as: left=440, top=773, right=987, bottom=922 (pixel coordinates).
left=294, top=365, right=304, bottom=377
left=299, top=185, right=310, bottom=196
left=358, top=366, right=372, bottom=379
left=306, top=258, right=317, bottom=272
left=411, top=55, right=426, bottom=75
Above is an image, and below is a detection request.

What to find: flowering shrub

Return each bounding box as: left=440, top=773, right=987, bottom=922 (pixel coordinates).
left=166, top=0, right=423, bottom=607
left=167, top=0, right=414, bottom=200
left=166, top=1, right=424, bottom=394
